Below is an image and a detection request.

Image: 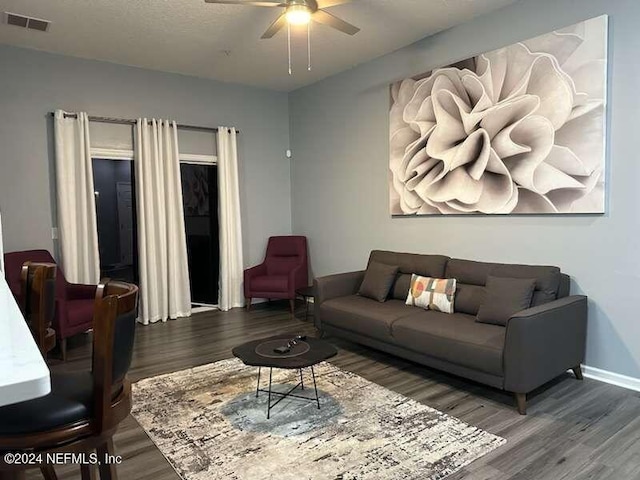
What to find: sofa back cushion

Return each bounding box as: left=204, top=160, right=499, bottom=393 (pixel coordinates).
left=367, top=251, right=450, bottom=300
left=445, top=258, right=561, bottom=315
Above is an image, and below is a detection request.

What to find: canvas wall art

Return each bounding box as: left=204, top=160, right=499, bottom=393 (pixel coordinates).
left=389, top=15, right=607, bottom=215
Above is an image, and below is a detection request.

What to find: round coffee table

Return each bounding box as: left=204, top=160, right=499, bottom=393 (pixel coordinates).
left=232, top=335, right=337, bottom=419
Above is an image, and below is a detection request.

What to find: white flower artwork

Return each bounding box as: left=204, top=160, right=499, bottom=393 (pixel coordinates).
left=389, top=15, right=608, bottom=215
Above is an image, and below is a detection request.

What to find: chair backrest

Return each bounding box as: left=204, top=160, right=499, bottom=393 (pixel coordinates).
left=91, top=280, right=139, bottom=432
left=4, top=250, right=67, bottom=302
left=264, top=236, right=308, bottom=276
left=20, top=262, right=57, bottom=354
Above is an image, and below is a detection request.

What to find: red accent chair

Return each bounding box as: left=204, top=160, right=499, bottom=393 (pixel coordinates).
left=244, top=236, right=308, bottom=313
left=4, top=250, right=97, bottom=360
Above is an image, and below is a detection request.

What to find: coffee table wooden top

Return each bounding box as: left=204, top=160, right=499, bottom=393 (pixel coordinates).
left=232, top=334, right=337, bottom=369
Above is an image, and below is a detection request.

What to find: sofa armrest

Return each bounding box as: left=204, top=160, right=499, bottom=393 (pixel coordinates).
left=66, top=283, right=98, bottom=301
left=503, top=295, right=588, bottom=394
left=315, top=271, right=365, bottom=305
left=313, top=271, right=365, bottom=329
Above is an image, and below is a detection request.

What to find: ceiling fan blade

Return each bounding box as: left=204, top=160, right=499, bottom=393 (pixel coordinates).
left=317, top=0, right=354, bottom=8
left=313, top=9, right=360, bottom=35
left=204, top=0, right=283, bottom=7
left=261, top=13, right=287, bottom=39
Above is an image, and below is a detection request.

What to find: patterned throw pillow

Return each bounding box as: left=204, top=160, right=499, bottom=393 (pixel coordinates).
left=405, top=274, right=457, bottom=314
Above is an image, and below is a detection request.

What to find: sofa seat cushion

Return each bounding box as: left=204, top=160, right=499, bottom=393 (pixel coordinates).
left=321, top=295, right=420, bottom=342
left=391, top=312, right=506, bottom=376
left=251, top=275, right=288, bottom=292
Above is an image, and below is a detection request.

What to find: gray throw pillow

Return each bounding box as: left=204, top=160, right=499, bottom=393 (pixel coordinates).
left=476, top=276, right=536, bottom=326
left=358, top=262, right=399, bottom=302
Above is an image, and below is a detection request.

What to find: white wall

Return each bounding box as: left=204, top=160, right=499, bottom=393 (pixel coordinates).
left=289, top=0, right=640, bottom=379
left=0, top=44, right=291, bottom=268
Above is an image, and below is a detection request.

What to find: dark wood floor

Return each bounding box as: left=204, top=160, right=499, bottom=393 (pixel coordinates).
left=30, top=301, right=640, bottom=479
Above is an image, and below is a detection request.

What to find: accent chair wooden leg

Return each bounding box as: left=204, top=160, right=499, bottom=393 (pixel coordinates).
left=572, top=365, right=584, bottom=380
left=246, top=298, right=252, bottom=312
left=80, top=462, right=97, bottom=480
left=289, top=299, right=295, bottom=314
left=96, top=437, right=118, bottom=480
left=40, top=465, right=58, bottom=480
left=60, top=337, right=67, bottom=362
left=515, top=392, right=527, bottom=415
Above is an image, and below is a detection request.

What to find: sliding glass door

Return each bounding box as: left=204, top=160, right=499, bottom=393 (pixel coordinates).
left=92, top=158, right=137, bottom=282
left=180, top=163, right=219, bottom=305
left=93, top=157, right=219, bottom=306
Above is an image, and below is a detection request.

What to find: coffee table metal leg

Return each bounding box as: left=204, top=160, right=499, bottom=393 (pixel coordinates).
left=300, top=369, right=304, bottom=390
left=256, top=367, right=261, bottom=398
left=311, top=366, right=320, bottom=409
left=305, top=298, right=310, bottom=322
left=267, top=367, right=273, bottom=419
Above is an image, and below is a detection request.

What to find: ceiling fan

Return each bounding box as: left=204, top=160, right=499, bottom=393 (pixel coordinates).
left=204, top=0, right=360, bottom=39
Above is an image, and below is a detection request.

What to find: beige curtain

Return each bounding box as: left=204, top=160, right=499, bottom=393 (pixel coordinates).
left=53, top=110, right=100, bottom=284
left=135, top=119, right=191, bottom=324
left=217, top=127, right=244, bottom=311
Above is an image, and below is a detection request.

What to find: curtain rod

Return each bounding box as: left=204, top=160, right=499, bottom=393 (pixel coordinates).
left=49, top=112, right=240, bottom=134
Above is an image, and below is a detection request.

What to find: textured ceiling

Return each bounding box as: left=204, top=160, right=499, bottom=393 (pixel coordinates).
left=0, top=0, right=517, bottom=91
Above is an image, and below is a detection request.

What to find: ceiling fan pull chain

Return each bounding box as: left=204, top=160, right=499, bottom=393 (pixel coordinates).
left=307, top=21, right=311, bottom=71
left=287, top=22, right=292, bottom=75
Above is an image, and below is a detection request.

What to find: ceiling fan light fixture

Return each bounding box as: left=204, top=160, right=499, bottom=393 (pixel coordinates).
left=285, top=5, right=311, bottom=25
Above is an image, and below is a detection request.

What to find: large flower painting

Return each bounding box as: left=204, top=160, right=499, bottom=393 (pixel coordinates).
left=389, top=16, right=607, bottom=215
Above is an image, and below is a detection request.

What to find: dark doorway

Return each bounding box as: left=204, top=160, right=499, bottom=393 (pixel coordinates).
left=180, top=163, right=219, bottom=305
left=92, top=158, right=137, bottom=283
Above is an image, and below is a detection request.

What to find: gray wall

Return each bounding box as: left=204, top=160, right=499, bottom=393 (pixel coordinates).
left=0, top=45, right=291, bottom=268
left=290, top=0, right=640, bottom=378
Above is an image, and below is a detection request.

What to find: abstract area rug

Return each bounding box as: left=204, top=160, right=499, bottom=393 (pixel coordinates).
left=131, top=359, right=505, bottom=480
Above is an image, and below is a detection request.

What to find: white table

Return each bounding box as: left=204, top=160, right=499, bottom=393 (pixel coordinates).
left=0, top=276, right=51, bottom=407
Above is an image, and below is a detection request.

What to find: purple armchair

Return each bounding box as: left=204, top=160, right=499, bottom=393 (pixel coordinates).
left=244, top=236, right=308, bottom=313
left=4, top=250, right=97, bottom=360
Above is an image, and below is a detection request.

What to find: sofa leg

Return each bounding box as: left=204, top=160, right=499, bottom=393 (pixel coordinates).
left=515, top=393, right=527, bottom=415
left=246, top=298, right=252, bottom=312
left=289, top=299, right=295, bottom=314
left=572, top=365, right=584, bottom=380
left=60, top=338, right=67, bottom=362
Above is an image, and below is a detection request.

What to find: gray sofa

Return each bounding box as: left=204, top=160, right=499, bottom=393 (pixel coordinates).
left=314, top=250, right=588, bottom=414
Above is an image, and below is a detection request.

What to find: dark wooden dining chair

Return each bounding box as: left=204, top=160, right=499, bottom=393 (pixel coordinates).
left=20, top=262, right=58, bottom=357
left=0, top=280, right=139, bottom=480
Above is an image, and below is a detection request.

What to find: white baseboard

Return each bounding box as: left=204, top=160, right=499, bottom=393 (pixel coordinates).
left=192, top=305, right=217, bottom=314
left=581, top=365, right=640, bottom=392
